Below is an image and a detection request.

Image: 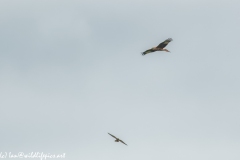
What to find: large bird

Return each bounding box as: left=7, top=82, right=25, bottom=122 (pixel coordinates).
left=142, top=38, right=173, bottom=55
left=108, top=133, right=127, bottom=146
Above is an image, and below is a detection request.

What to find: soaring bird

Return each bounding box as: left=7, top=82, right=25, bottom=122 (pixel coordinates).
left=108, top=133, right=127, bottom=146
left=142, top=38, right=173, bottom=55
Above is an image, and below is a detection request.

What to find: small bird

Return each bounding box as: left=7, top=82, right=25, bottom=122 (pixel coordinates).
left=108, top=133, right=127, bottom=146
left=142, top=38, right=173, bottom=55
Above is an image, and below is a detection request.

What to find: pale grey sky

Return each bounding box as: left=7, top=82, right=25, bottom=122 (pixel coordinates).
left=0, top=0, right=240, bottom=160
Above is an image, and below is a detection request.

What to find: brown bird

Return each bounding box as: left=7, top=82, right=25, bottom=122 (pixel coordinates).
left=142, top=38, right=173, bottom=55
left=108, top=133, right=127, bottom=146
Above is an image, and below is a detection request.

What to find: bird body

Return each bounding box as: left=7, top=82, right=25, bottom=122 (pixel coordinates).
left=108, top=133, right=127, bottom=146
left=142, top=38, right=173, bottom=55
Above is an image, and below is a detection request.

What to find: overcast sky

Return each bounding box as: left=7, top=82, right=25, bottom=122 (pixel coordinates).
left=0, top=0, right=240, bottom=160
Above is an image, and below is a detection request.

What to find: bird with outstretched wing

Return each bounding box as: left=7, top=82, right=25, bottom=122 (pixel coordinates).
left=142, top=38, right=173, bottom=55
left=108, top=133, right=128, bottom=146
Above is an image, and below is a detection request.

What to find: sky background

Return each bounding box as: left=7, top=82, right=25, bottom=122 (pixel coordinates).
left=0, top=0, right=240, bottom=160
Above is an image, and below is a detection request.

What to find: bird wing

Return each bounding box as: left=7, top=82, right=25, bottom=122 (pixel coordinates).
left=119, top=140, right=128, bottom=146
left=157, top=38, right=173, bottom=49
left=142, top=48, right=155, bottom=55
left=108, top=133, right=117, bottom=139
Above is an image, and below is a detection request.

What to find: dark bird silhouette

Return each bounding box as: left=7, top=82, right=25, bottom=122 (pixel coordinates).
left=108, top=133, right=127, bottom=146
left=142, top=38, right=173, bottom=55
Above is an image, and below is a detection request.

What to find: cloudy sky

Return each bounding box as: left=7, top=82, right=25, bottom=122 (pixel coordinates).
left=1, top=0, right=240, bottom=160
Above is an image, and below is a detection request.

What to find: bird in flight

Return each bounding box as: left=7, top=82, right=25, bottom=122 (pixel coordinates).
left=142, top=38, right=173, bottom=55
left=108, top=133, right=127, bottom=146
